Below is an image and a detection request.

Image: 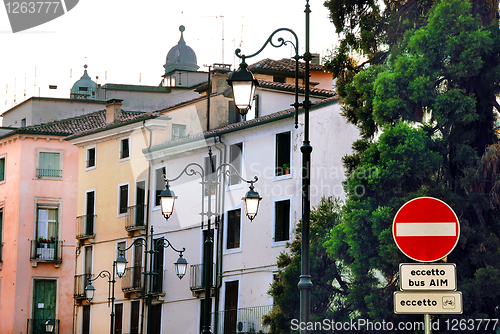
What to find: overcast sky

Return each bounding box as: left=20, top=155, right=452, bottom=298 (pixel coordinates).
left=0, top=0, right=339, bottom=117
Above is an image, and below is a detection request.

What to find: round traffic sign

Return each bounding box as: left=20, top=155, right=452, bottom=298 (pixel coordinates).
left=393, top=197, right=460, bottom=262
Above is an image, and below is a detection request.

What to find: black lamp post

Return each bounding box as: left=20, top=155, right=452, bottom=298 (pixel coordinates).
left=117, top=226, right=187, bottom=334
left=227, top=1, right=313, bottom=333
left=160, top=148, right=262, bottom=334
left=84, top=266, right=117, bottom=334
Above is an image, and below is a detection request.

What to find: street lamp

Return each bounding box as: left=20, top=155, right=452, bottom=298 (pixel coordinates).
left=117, top=226, right=187, bottom=334
left=228, top=1, right=313, bottom=333
left=160, top=148, right=261, bottom=334
left=84, top=267, right=117, bottom=334
left=45, top=319, right=55, bottom=333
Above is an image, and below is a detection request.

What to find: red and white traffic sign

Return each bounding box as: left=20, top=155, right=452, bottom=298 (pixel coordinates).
left=393, top=197, right=460, bottom=262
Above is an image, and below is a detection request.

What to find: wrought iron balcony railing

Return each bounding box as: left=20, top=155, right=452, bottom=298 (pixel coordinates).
left=74, top=274, right=91, bottom=299
left=212, top=305, right=273, bottom=334
left=27, top=318, right=60, bottom=334
left=30, top=240, right=62, bottom=263
left=36, top=169, right=62, bottom=178
left=189, top=263, right=216, bottom=291
left=125, top=204, right=147, bottom=232
left=121, top=266, right=144, bottom=292
left=76, top=214, right=96, bottom=239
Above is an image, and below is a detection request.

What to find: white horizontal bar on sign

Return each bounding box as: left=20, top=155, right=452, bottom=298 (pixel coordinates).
left=396, top=223, right=456, bottom=237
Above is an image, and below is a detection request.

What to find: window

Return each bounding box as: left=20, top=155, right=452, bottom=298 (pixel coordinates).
left=274, top=199, right=290, bottom=242
left=204, top=155, right=217, bottom=196
left=229, top=143, right=242, bottom=186
left=37, top=151, right=62, bottom=178
left=155, top=167, right=166, bottom=207
left=273, top=76, right=286, bottom=83
left=120, top=138, right=130, bottom=160
left=226, top=209, right=241, bottom=250
left=246, top=95, right=259, bottom=121
left=172, top=124, right=186, bottom=140
left=86, top=146, right=96, bottom=169
left=275, top=132, right=291, bottom=177
left=130, top=301, right=140, bottom=334
left=0, top=156, right=5, bottom=183
left=21, top=118, right=26, bottom=127
left=118, top=184, right=129, bottom=215
left=229, top=95, right=259, bottom=123
left=36, top=207, right=58, bottom=260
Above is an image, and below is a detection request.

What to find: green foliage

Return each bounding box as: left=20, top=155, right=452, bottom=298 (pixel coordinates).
left=263, top=197, right=349, bottom=334
left=321, top=0, right=500, bottom=331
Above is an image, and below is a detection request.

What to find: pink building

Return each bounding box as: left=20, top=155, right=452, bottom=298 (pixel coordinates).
left=0, top=120, right=84, bottom=334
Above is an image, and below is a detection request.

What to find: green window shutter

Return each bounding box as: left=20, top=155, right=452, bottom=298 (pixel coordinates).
left=0, top=158, right=5, bottom=181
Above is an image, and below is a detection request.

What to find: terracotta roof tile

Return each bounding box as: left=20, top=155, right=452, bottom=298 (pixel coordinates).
left=248, top=58, right=324, bottom=74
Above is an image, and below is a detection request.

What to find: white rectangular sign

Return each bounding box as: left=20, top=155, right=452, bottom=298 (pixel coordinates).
left=400, top=263, right=456, bottom=291
left=394, top=291, right=462, bottom=314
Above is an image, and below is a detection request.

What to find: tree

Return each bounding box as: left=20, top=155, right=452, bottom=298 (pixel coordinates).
left=323, top=0, right=500, bottom=332
left=262, top=197, right=349, bottom=334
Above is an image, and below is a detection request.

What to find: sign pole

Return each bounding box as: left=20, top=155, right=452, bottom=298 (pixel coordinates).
left=424, top=314, right=431, bottom=334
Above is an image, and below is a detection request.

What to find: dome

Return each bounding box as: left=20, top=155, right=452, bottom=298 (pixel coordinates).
left=164, top=26, right=199, bottom=74
left=71, top=65, right=98, bottom=99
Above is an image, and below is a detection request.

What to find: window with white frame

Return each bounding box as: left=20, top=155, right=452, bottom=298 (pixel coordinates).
left=275, top=131, right=291, bottom=177
left=120, top=138, right=130, bottom=160
left=154, top=167, right=166, bottom=207
left=86, top=146, right=96, bottom=169
left=118, top=183, right=129, bottom=215
left=36, top=207, right=58, bottom=248
left=274, top=199, right=291, bottom=243
left=37, top=150, right=62, bottom=178
left=226, top=208, right=241, bottom=250
left=172, top=124, right=186, bottom=140
left=228, top=143, right=242, bottom=186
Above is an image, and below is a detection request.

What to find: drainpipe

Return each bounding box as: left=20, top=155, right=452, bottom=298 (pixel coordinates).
left=73, top=245, right=81, bottom=334
left=142, top=120, right=154, bottom=334
left=213, top=135, right=226, bottom=334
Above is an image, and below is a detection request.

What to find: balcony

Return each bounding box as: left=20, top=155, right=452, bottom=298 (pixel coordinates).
left=74, top=274, right=90, bottom=300
left=125, top=204, right=147, bottom=234
left=212, top=305, right=273, bottom=334
left=30, top=240, right=62, bottom=266
left=121, top=266, right=144, bottom=292
left=27, top=318, right=60, bottom=334
left=36, top=169, right=62, bottom=178
left=76, top=215, right=96, bottom=240
left=189, top=263, right=216, bottom=298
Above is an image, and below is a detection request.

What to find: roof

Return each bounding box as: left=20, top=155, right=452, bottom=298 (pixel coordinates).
left=248, top=58, right=324, bottom=76
left=0, top=109, right=157, bottom=140
left=0, top=96, right=105, bottom=117
left=145, top=96, right=339, bottom=153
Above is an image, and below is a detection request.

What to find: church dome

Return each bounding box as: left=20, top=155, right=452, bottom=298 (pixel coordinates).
left=164, top=26, right=199, bottom=74
left=71, top=65, right=98, bottom=99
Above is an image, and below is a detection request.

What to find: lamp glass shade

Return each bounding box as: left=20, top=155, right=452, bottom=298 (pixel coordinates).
left=245, top=197, right=260, bottom=221
left=45, top=319, right=55, bottom=333
left=232, top=81, right=256, bottom=111
left=159, top=185, right=177, bottom=220
left=85, top=283, right=95, bottom=302
left=160, top=196, right=175, bottom=219
left=174, top=255, right=188, bottom=279
left=115, top=254, right=128, bottom=277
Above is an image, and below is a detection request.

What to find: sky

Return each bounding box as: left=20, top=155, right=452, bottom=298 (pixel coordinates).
left=0, top=0, right=339, bottom=117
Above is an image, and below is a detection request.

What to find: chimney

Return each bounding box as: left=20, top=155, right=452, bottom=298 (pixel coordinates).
left=106, top=99, right=123, bottom=123
left=211, top=63, right=232, bottom=94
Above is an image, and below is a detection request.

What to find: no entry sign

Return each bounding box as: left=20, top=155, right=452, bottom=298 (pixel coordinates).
left=393, top=197, right=460, bottom=262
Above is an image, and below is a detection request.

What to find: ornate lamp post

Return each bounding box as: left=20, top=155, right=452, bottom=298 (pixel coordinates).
left=160, top=148, right=262, bottom=334
left=84, top=266, right=117, bottom=334
left=117, top=226, right=187, bottom=334
left=227, top=1, right=313, bottom=332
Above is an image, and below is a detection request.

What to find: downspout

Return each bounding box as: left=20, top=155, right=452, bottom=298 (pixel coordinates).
left=213, top=135, right=226, bottom=334
left=73, top=245, right=81, bottom=334
left=141, top=120, right=154, bottom=334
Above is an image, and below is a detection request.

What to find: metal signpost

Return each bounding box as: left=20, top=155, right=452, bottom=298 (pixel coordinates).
left=393, top=197, right=462, bottom=334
